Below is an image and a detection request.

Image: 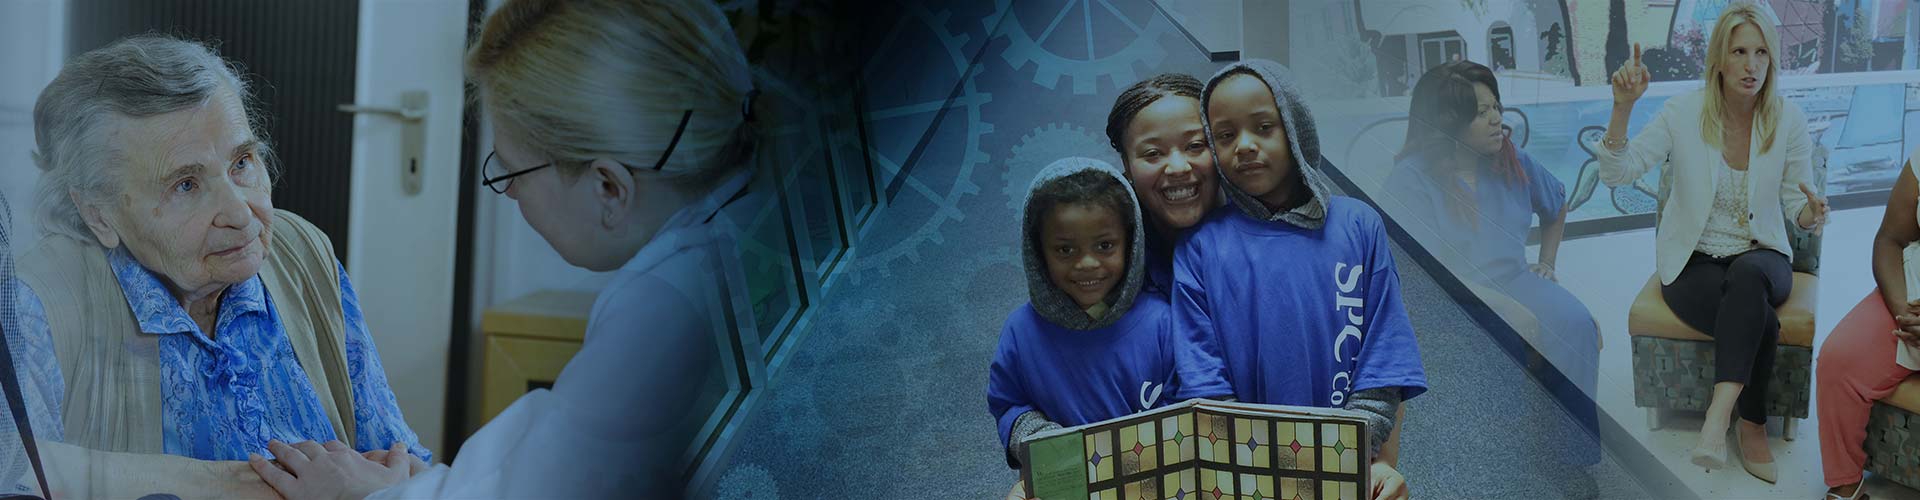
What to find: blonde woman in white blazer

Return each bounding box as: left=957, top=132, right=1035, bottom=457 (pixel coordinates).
left=1592, top=2, right=1830, bottom=485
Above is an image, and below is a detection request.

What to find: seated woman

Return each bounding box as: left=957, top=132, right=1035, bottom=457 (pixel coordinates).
left=1814, top=150, right=1920, bottom=500
left=1594, top=3, right=1828, bottom=483
left=10, top=34, right=427, bottom=470
left=1385, top=60, right=1600, bottom=465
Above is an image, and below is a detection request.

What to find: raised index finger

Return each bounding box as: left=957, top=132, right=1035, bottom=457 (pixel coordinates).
left=1633, top=43, right=1642, bottom=65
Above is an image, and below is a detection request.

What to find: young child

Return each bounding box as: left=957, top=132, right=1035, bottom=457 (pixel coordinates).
left=987, top=157, right=1179, bottom=475
left=1174, top=60, right=1429, bottom=500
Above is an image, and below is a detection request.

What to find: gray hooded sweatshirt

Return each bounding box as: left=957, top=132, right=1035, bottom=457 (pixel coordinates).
left=1199, top=59, right=1402, bottom=455
left=1000, top=157, right=1154, bottom=467
left=1019, top=158, right=1149, bottom=331
left=1200, top=59, right=1341, bottom=230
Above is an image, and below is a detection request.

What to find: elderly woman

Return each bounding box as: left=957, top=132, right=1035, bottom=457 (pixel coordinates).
left=7, top=32, right=428, bottom=485
left=5, top=194, right=280, bottom=499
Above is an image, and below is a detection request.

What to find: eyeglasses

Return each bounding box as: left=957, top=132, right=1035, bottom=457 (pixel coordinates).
left=481, top=109, right=694, bottom=194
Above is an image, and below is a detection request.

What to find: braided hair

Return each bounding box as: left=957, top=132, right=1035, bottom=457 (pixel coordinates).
left=1106, top=73, right=1205, bottom=162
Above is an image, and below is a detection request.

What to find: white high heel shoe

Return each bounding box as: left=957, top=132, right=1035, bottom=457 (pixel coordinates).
left=1688, top=443, right=1725, bottom=471
left=1733, top=423, right=1776, bottom=484
left=1689, top=428, right=1727, bottom=471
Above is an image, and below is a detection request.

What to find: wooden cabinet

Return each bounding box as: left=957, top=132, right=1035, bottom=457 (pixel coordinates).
left=477, top=289, right=596, bottom=426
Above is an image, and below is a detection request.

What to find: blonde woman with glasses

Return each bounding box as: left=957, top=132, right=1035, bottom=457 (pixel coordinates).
left=246, top=0, right=760, bottom=498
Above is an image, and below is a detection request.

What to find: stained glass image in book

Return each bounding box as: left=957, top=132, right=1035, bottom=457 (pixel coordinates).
left=1021, top=400, right=1369, bottom=500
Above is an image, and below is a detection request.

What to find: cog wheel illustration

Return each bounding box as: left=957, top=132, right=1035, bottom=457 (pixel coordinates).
left=988, top=0, right=1172, bottom=95
left=958, top=245, right=1025, bottom=315
left=714, top=463, right=781, bottom=500
left=1002, top=123, right=1117, bottom=211
left=813, top=296, right=929, bottom=366
left=838, top=3, right=994, bottom=282
left=765, top=370, right=828, bottom=455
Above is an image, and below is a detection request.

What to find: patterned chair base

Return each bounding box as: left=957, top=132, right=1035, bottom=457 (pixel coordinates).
left=1627, top=271, right=1817, bottom=440
left=1866, top=402, right=1920, bottom=490
left=1630, top=336, right=1812, bottom=438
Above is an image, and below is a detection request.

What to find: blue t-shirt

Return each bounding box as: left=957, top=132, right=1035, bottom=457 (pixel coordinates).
left=1386, top=149, right=1567, bottom=280
left=1172, top=197, right=1429, bottom=406
left=987, top=292, right=1180, bottom=451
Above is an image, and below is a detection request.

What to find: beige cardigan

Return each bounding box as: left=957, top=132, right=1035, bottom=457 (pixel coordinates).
left=15, top=209, right=357, bottom=453
left=1591, top=89, right=1815, bottom=285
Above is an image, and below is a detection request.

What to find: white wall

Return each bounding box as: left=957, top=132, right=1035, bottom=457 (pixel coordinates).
left=0, top=0, right=64, bottom=249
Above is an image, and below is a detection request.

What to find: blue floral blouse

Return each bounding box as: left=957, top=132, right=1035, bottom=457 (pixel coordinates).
left=7, top=248, right=429, bottom=462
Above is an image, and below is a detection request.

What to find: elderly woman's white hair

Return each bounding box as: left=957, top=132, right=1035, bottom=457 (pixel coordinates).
left=31, top=34, right=276, bottom=241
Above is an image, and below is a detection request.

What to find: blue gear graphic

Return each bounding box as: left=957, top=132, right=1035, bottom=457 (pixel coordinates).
left=961, top=246, right=1025, bottom=314
left=715, top=463, right=781, bottom=500
left=840, top=3, right=993, bottom=282
left=764, top=297, right=900, bottom=454
left=1002, top=123, right=1117, bottom=211
left=988, top=0, right=1171, bottom=95
left=766, top=373, right=827, bottom=455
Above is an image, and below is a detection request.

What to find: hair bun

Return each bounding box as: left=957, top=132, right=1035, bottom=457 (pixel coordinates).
left=742, top=88, right=761, bottom=122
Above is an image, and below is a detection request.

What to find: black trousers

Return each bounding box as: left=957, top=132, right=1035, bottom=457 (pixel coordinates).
left=1660, top=249, right=1792, bottom=425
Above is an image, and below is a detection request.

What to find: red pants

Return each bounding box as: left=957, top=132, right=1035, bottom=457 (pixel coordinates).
left=1818, top=290, right=1916, bottom=487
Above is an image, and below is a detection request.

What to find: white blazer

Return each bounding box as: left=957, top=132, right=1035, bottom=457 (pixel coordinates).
left=1592, top=89, right=1814, bottom=286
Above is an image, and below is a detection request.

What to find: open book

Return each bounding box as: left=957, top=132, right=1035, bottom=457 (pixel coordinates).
left=1019, top=399, right=1370, bottom=500
left=1902, top=243, right=1920, bottom=370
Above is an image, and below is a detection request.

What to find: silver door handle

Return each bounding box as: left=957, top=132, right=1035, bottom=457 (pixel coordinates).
left=339, top=91, right=430, bottom=196
left=337, top=103, right=425, bottom=121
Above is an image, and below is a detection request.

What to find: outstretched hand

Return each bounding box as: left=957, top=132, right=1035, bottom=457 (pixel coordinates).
left=1798, top=182, right=1830, bottom=234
